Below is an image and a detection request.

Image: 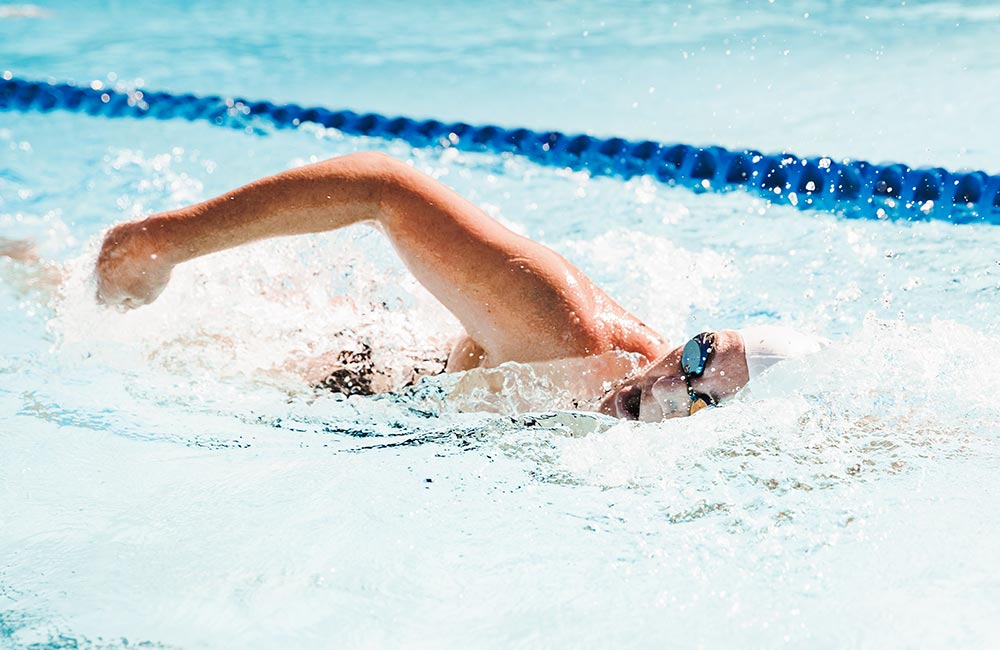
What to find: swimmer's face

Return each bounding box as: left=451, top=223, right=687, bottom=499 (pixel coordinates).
left=598, top=330, right=750, bottom=422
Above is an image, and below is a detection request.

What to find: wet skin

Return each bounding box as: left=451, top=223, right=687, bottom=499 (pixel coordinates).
left=93, top=152, right=749, bottom=422
left=598, top=330, right=751, bottom=421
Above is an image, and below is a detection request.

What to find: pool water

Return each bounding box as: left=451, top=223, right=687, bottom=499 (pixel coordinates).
left=2, top=1, right=1000, bottom=648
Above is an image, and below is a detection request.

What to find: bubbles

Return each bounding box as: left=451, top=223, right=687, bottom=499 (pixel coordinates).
left=103, top=147, right=206, bottom=218
left=29, top=126, right=1000, bottom=478
left=563, top=228, right=735, bottom=341
left=50, top=231, right=459, bottom=397
left=5, top=107, right=1000, bottom=648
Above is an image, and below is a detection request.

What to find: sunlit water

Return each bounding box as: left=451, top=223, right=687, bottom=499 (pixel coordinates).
left=3, top=2, right=1000, bottom=648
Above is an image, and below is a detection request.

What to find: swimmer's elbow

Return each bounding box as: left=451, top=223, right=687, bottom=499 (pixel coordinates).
left=334, top=151, right=410, bottom=186
left=316, top=151, right=412, bottom=214
left=341, top=150, right=396, bottom=166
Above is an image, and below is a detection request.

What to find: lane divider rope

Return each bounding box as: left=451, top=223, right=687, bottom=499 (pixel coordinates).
left=3, top=75, right=998, bottom=224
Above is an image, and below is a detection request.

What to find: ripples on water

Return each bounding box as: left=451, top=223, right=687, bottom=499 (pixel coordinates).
left=3, top=17, right=1000, bottom=644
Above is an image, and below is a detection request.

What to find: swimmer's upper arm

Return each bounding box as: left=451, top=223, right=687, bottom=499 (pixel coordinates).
left=373, top=157, right=619, bottom=364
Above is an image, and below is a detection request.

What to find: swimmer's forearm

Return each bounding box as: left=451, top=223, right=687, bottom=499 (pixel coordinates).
left=149, top=152, right=390, bottom=264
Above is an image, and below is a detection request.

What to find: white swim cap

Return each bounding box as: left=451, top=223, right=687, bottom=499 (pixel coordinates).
left=736, top=325, right=830, bottom=381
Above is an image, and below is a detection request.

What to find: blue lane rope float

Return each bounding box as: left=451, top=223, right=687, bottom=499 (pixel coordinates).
left=3, top=75, right=999, bottom=224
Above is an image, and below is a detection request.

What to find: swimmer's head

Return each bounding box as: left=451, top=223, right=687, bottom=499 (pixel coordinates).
left=598, top=326, right=831, bottom=422
left=598, top=330, right=749, bottom=421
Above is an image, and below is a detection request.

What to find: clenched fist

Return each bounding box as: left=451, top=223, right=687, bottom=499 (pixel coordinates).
left=95, top=221, right=174, bottom=309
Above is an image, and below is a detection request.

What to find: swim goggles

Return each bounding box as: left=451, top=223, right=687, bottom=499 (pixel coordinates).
left=681, top=332, right=719, bottom=415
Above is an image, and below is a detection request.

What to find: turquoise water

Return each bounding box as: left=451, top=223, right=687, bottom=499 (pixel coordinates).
left=3, top=1, right=1000, bottom=648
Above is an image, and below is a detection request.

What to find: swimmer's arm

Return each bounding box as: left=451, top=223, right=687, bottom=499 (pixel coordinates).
left=97, top=152, right=665, bottom=363
left=1, top=238, right=64, bottom=291
left=96, top=153, right=389, bottom=307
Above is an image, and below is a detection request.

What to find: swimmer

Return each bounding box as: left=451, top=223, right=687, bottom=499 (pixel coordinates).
left=92, top=152, right=826, bottom=421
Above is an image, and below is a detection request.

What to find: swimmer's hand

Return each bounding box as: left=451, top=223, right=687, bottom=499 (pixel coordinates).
left=95, top=221, right=173, bottom=309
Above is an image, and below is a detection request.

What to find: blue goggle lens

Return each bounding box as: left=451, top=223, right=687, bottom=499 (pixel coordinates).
left=681, top=332, right=713, bottom=377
